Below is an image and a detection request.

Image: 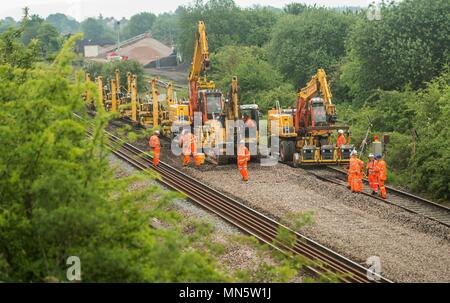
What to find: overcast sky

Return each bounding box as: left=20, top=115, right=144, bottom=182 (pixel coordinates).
left=0, top=0, right=376, bottom=21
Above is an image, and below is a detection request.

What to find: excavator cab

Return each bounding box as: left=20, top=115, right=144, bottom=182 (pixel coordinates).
left=198, top=89, right=223, bottom=121
left=311, top=97, right=327, bottom=126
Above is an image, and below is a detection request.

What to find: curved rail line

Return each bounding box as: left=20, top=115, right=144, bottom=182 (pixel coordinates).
left=306, top=166, right=450, bottom=228
left=75, top=114, right=391, bottom=283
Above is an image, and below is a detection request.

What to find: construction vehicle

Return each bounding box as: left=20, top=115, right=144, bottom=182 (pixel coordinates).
left=268, top=69, right=354, bottom=165
left=164, top=81, right=190, bottom=137
left=226, top=76, right=261, bottom=153
left=187, top=21, right=237, bottom=164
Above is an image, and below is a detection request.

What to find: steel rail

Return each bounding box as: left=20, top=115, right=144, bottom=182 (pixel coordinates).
left=77, top=128, right=392, bottom=282
left=322, top=166, right=450, bottom=227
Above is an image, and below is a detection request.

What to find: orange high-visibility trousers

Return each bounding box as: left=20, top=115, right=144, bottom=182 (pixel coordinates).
left=368, top=174, right=378, bottom=192
left=153, top=147, right=160, bottom=166
left=350, top=173, right=362, bottom=192
left=348, top=174, right=353, bottom=188
left=193, top=154, right=201, bottom=167
left=379, top=180, right=387, bottom=199
left=239, top=166, right=249, bottom=181
left=183, top=154, right=191, bottom=166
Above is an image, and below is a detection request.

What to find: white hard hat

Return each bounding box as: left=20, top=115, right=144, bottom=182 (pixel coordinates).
left=240, top=139, right=245, bottom=144
left=351, top=150, right=358, bottom=156
left=338, top=129, right=344, bottom=134
left=154, top=130, right=160, bottom=135
left=368, top=153, right=374, bottom=158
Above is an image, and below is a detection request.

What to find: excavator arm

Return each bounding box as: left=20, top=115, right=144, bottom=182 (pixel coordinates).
left=296, top=69, right=336, bottom=129
left=188, top=21, right=215, bottom=120
left=188, top=21, right=211, bottom=83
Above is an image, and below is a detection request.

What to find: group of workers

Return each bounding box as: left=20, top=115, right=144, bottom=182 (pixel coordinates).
left=337, top=130, right=387, bottom=199
left=347, top=149, right=387, bottom=199
left=148, top=129, right=251, bottom=182
left=150, top=128, right=387, bottom=196
left=149, top=114, right=254, bottom=181
left=148, top=129, right=203, bottom=168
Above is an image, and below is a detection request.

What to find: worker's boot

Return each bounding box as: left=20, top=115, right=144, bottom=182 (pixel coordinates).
left=371, top=191, right=377, bottom=195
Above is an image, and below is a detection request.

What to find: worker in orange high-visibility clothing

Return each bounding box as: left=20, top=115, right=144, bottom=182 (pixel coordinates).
left=179, top=130, right=200, bottom=167
left=348, top=150, right=363, bottom=192
left=336, top=129, right=346, bottom=159
left=376, top=153, right=387, bottom=199
left=148, top=130, right=161, bottom=166
left=366, top=153, right=379, bottom=195
left=237, top=140, right=251, bottom=181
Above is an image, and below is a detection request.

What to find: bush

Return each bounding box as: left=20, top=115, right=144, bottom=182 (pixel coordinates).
left=84, top=59, right=145, bottom=92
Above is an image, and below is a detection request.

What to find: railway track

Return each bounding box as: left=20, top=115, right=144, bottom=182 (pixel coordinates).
left=306, top=166, right=450, bottom=228
left=76, top=114, right=391, bottom=283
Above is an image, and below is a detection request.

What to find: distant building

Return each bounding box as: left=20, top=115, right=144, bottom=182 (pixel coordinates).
left=84, top=45, right=99, bottom=57
left=93, top=33, right=176, bottom=67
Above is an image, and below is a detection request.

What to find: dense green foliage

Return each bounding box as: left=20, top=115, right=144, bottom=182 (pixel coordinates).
left=151, top=13, right=178, bottom=44
left=0, top=29, right=230, bottom=282
left=121, top=12, right=156, bottom=40
left=176, top=0, right=279, bottom=60
left=84, top=60, right=145, bottom=92
left=211, top=45, right=295, bottom=110
left=341, top=0, right=450, bottom=101
left=46, top=13, right=80, bottom=34
left=268, top=9, right=356, bottom=87
left=0, top=17, right=17, bottom=33
left=80, top=17, right=116, bottom=45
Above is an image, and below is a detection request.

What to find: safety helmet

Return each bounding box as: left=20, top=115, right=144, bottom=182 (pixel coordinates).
left=350, top=150, right=358, bottom=156
left=154, top=130, right=160, bottom=135
left=375, top=153, right=382, bottom=159
left=368, top=153, right=374, bottom=158
left=338, top=129, right=344, bottom=134
left=240, top=139, right=246, bottom=144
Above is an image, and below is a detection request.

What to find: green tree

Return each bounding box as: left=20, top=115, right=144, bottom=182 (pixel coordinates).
left=283, top=3, right=311, bottom=15
left=341, top=0, right=450, bottom=101
left=0, top=28, right=230, bottom=282
left=81, top=17, right=115, bottom=44
left=46, top=13, right=80, bottom=34
left=0, top=17, right=17, bottom=33
left=121, top=12, right=156, bottom=39
left=84, top=60, right=145, bottom=92
left=268, top=8, right=356, bottom=89
left=151, top=13, right=178, bottom=44
left=211, top=45, right=295, bottom=110
left=176, top=0, right=241, bottom=60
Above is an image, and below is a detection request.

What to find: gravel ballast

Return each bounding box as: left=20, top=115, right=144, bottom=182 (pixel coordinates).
left=108, top=154, right=307, bottom=282
left=151, top=146, right=450, bottom=283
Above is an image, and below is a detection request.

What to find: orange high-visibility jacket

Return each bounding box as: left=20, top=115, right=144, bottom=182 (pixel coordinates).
left=149, top=135, right=160, bottom=149
left=180, top=133, right=196, bottom=155
left=376, top=159, right=387, bottom=181
left=336, top=134, right=346, bottom=148
left=237, top=145, right=250, bottom=168
left=349, top=157, right=363, bottom=175
left=366, top=160, right=379, bottom=176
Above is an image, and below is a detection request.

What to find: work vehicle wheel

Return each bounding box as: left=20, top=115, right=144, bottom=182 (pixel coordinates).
left=280, top=140, right=294, bottom=163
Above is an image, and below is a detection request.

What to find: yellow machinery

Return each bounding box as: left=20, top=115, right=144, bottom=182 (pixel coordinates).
left=164, top=81, right=190, bottom=137
left=188, top=21, right=247, bottom=164
left=269, top=69, right=353, bottom=165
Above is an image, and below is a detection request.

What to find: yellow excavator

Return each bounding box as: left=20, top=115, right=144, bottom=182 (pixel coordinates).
left=164, top=81, right=190, bottom=137
left=188, top=21, right=242, bottom=164
left=269, top=69, right=353, bottom=165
